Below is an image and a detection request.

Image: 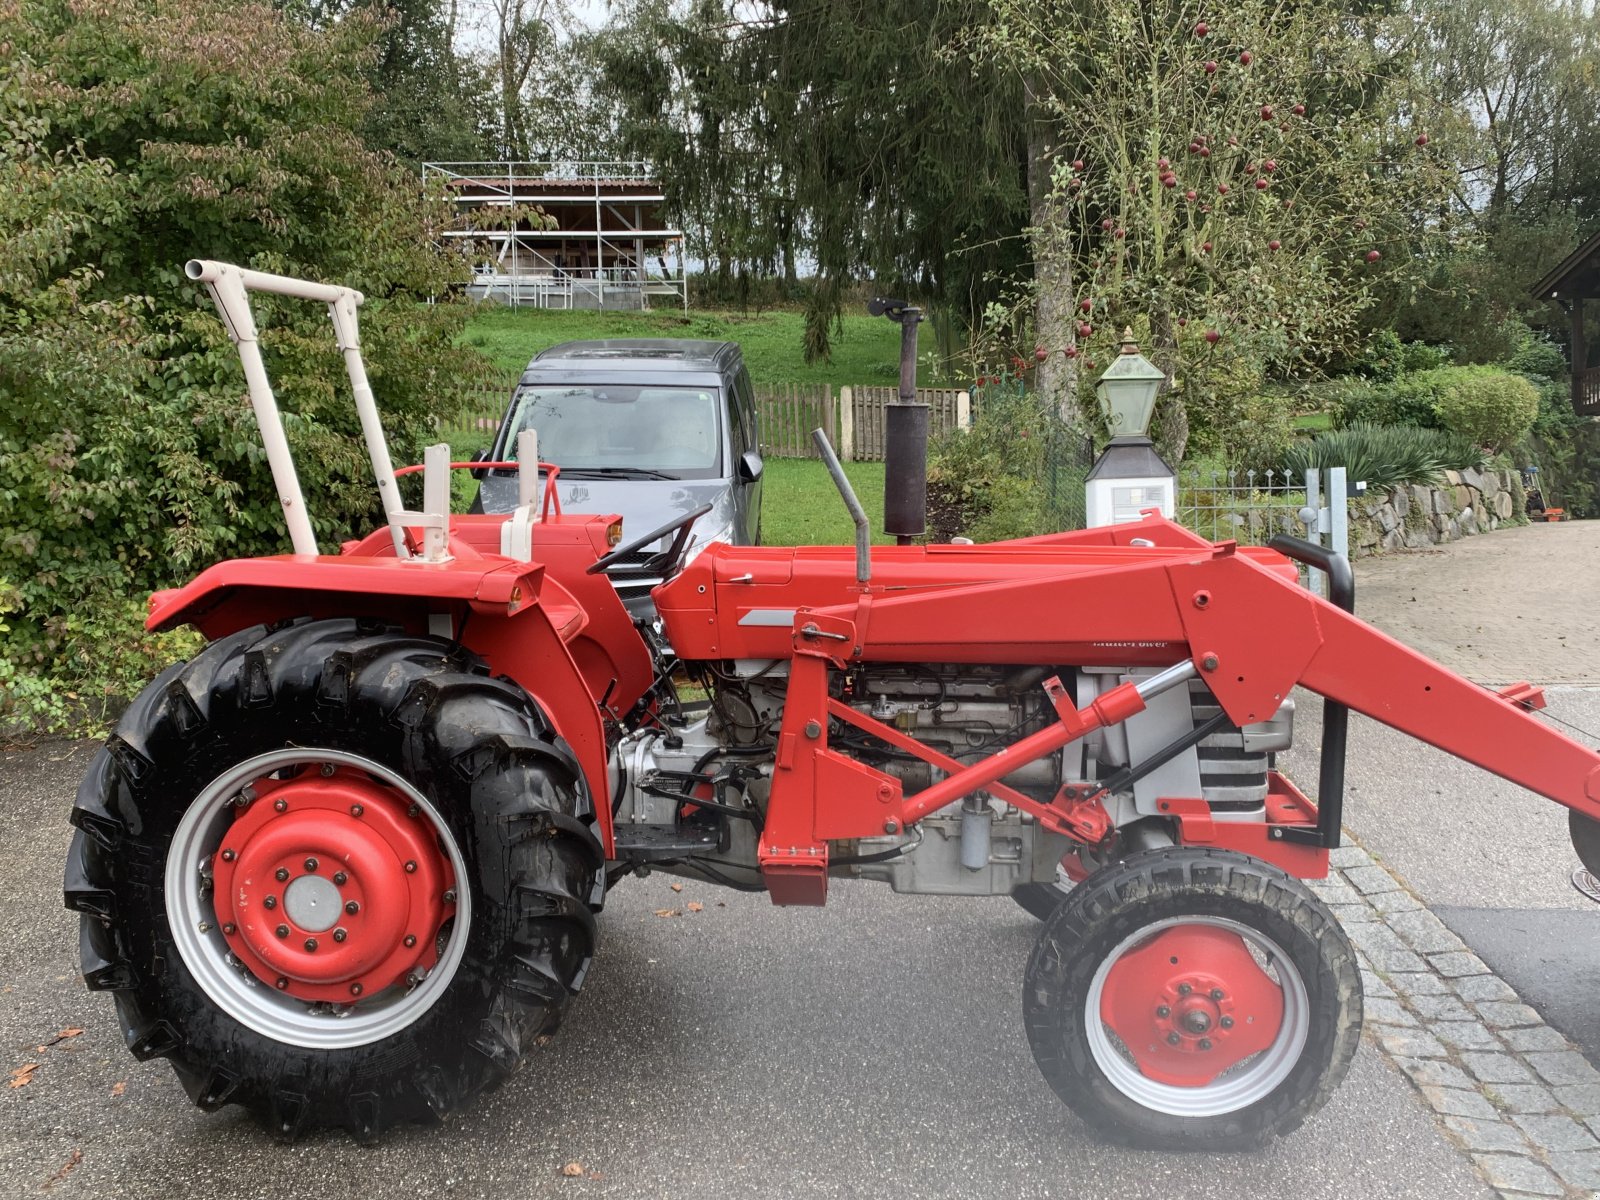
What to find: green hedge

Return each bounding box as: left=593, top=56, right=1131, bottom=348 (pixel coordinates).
left=1331, top=365, right=1538, bottom=451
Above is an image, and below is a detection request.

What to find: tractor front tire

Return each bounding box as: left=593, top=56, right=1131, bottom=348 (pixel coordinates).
left=64, top=618, right=601, bottom=1140
left=1023, top=847, right=1360, bottom=1150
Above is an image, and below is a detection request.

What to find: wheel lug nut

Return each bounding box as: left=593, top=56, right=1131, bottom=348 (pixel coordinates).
left=275, top=867, right=290, bottom=882
left=1177, top=983, right=1193, bottom=996
left=350, top=983, right=363, bottom=996
left=443, top=889, right=456, bottom=904
left=333, top=871, right=348, bottom=886
left=1220, top=1016, right=1234, bottom=1029
left=1198, top=1038, right=1213, bottom=1051
left=321, top=763, right=336, bottom=777
left=222, top=922, right=236, bottom=935
left=1156, top=1005, right=1171, bottom=1018
left=274, top=798, right=288, bottom=812
left=275, top=977, right=289, bottom=990
left=350, top=803, right=364, bottom=818
left=263, top=896, right=277, bottom=909
left=220, top=848, right=236, bottom=862
left=1166, top=1032, right=1181, bottom=1046
left=404, top=860, right=417, bottom=874
left=333, top=928, right=347, bottom=943
left=275, top=925, right=289, bottom=939
left=404, top=934, right=417, bottom=947
left=1210, top=988, right=1224, bottom=1000
left=407, top=804, right=421, bottom=818
left=304, top=938, right=318, bottom=952
left=345, top=900, right=360, bottom=915
left=304, top=857, right=318, bottom=872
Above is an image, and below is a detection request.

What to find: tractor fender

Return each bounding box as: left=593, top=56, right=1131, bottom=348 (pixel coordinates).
left=145, top=554, right=618, bottom=854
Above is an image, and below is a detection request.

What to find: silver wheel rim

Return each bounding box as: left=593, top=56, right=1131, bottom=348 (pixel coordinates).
left=165, top=748, right=472, bottom=1050
left=1084, top=915, right=1309, bottom=1117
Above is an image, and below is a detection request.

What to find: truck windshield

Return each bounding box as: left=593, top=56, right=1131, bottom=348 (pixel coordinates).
left=505, top=384, right=723, bottom=480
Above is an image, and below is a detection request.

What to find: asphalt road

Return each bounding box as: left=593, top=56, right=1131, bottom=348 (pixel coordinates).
left=0, top=739, right=1489, bottom=1200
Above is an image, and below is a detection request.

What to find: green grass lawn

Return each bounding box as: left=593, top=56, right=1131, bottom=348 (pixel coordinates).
left=462, top=304, right=916, bottom=388
left=1293, top=410, right=1334, bottom=432
left=760, top=458, right=894, bottom=546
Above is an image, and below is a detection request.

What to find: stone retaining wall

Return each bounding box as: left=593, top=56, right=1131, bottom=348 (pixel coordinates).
left=1353, top=467, right=1526, bottom=556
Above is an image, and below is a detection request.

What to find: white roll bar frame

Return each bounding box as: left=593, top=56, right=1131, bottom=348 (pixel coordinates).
left=186, top=259, right=412, bottom=558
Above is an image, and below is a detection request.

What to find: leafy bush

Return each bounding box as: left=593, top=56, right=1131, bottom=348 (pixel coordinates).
left=1353, top=330, right=1451, bottom=382
left=1328, top=372, right=1449, bottom=429
left=1282, top=423, right=1487, bottom=490
left=1433, top=367, right=1540, bottom=451
left=1505, top=334, right=1568, bottom=381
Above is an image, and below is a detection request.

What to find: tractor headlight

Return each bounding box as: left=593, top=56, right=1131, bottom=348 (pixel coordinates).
left=606, top=519, right=624, bottom=547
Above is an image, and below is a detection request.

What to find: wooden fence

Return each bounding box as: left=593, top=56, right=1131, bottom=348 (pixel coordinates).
left=841, top=387, right=970, bottom=462
left=436, top=374, right=973, bottom=462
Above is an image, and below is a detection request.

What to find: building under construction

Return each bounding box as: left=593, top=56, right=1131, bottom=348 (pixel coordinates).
left=423, top=161, right=688, bottom=311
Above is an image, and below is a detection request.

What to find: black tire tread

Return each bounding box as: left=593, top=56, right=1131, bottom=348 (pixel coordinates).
left=64, top=617, right=600, bottom=1141
left=1023, top=846, right=1361, bottom=1151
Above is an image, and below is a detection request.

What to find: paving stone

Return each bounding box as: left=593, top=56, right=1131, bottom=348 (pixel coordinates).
left=1429, top=950, right=1492, bottom=978
left=1499, top=1025, right=1572, bottom=1053
left=1384, top=908, right=1468, bottom=955
left=1399, top=1057, right=1476, bottom=1088
left=1474, top=1000, right=1542, bottom=1029
left=1460, top=1051, right=1536, bottom=1085
left=1409, top=993, right=1472, bottom=1021
left=1510, top=1113, right=1599, bottom=1152
left=1553, top=1084, right=1600, bottom=1117
left=1332, top=902, right=1380, bottom=925
left=1378, top=1028, right=1445, bottom=1058
left=1329, top=845, right=1372, bottom=869
left=1346, top=920, right=1410, bottom=953
left=1452, top=974, right=1519, bottom=1003
left=1470, top=1153, right=1563, bottom=1196
left=1362, top=947, right=1428, bottom=973
left=1359, top=969, right=1394, bottom=999
left=1434, top=1021, right=1503, bottom=1051
left=1307, top=878, right=1364, bottom=906
left=1440, top=1114, right=1531, bottom=1154
left=1485, top=1084, right=1561, bottom=1114
left=1368, top=888, right=1423, bottom=914
left=1391, top=971, right=1452, bottom=997
left=1546, top=1149, right=1600, bottom=1191
left=1365, top=997, right=1418, bottom=1027
left=1526, top=1051, right=1600, bottom=1088
left=1422, top=1085, right=1499, bottom=1119
left=1344, top=864, right=1402, bottom=894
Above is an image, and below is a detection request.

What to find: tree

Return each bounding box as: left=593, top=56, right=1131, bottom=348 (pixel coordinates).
left=0, top=0, right=486, bottom=726
left=595, top=0, right=1032, bottom=359
left=973, top=0, right=1450, bottom=457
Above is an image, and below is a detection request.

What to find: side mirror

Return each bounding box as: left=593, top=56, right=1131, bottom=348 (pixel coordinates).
left=738, top=450, right=764, bottom=483
left=469, top=446, right=492, bottom=481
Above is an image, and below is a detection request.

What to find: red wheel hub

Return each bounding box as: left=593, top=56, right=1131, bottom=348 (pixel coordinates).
left=1099, top=925, right=1285, bottom=1087
left=211, top=768, right=456, bottom=1003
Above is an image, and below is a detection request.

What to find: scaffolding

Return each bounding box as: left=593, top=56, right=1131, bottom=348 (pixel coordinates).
left=423, top=161, right=688, bottom=312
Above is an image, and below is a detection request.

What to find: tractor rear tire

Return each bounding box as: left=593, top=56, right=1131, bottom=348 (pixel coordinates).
left=1023, top=846, right=1360, bottom=1150
left=63, top=618, right=602, bottom=1140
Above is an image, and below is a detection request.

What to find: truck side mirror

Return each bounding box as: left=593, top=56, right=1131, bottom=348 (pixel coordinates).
left=739, top=450, right=764, bottom=484
left=469, top=446, right=492, bottom=481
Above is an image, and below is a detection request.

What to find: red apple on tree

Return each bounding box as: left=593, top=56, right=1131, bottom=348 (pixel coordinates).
left=1292, top=103, right=1306, bottom=115
left=1217, top=183, right=1229, bottom=194
left=1194, top=20, right=1208, bottom=36
left=1260, top=105, right=1273, bottom=120
left=1079, top=321, right=1093, bottom=337
left=1366, top=249, right=1381, bottom=262
left=1072, top=159, right=1085, bottom=170
left=1268, top=239, right=1281, bottom=250
left=1239, top=50, right=1252, bottom=65
left=1205, top=329, right=1221, bottom=344
left=1255, top=178, right=1270, bottom=190
left=1185, top=189, right=1198, bottom=201
left=1415, top=134, right=1429, bottom=147
left=1079, top=298, right=1092, bottom=313
left=1204, top=59, right=1218, bottom=74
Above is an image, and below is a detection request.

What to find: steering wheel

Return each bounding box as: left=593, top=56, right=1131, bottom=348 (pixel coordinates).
left=586, top=502, right=715, bottom=577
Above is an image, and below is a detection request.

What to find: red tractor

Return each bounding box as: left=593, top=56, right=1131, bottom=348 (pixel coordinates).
left=64, top=262, right=1600, bottom=1150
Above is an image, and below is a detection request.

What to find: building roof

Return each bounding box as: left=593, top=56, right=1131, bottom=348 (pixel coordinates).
left=1529, top=227, right=1600, bottom=302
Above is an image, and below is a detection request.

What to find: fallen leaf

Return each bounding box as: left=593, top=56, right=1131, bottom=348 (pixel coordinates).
left=9, top=1063, right=39, bottom=1089
left=37, top=1028, right=85, bottom=1052
left=58, top=1028, right=84, bottom=1039
left=669, top=883, right=683, bottom=893
left=44, top=1149, right=82, bottom=1190
left=686, top=902, right=704, bottom=913
left=110, top=1081, right=126, bottom=1098
left=652, top=908, right=682, bottom=918
left=560, top=1162, right=584, bottom=1177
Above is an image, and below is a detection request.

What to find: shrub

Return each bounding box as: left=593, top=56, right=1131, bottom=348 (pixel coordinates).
left=1282, top=423, right=1487, bottom=490
left=1505, top=334, right=1567, bottom=381
left=1434, top=367, right=1540, bottom=452
left=1329, top=372, right=1448, bottom=429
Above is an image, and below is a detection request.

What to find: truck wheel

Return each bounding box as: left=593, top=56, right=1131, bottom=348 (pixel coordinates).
left=1023, top=847, right=1360, bottom=1150
left=63, top=618, right=601, bottom=1140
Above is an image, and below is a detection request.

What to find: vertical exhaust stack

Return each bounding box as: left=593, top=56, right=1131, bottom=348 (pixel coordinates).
left=868, top=296, right=929, bottom=545
left=811, top=429, right=871, bottom=584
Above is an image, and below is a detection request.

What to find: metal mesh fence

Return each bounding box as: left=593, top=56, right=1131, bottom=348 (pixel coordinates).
left=1176, top=467, right=1309, bottom=546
